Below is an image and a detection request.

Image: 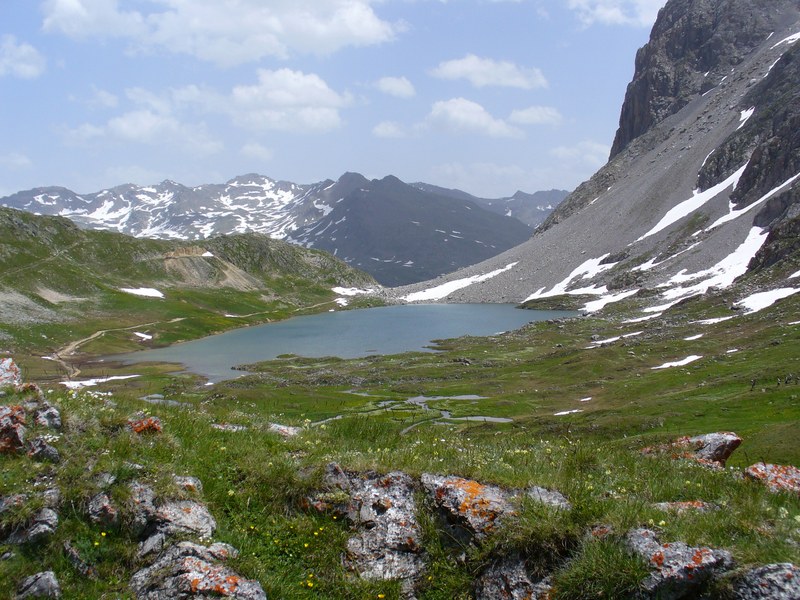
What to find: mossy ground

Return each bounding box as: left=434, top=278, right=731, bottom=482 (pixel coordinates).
left=2, top=285, right=799, bottom=598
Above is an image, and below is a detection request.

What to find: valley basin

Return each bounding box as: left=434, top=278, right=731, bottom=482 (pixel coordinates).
left=114, top=303, right=575, bottom=382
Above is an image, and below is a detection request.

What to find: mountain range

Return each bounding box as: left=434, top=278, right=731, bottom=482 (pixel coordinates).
left=390, top=0, right=800, bottom=315
left=0, top=174, right=560, bottom=287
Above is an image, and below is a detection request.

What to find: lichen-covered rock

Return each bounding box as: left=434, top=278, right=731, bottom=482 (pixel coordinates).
left=88, top=492, right=119, bottom=526
left=211, top=423, right=248, bottom=432
left=267, top=422, right=300, bottom=437
left=7, top=508, right=58, bottom=545
left=128, top=415, right=163, bottom=434
left=421, top=473, right=514, bottom=543
left=653, top=500, right=718, bottom=513
left=0, top=405, right=27, bottom=453
left=744, top=463, right=800, bottom=496
left=627, top=528, right=733, bottom=599
left=732, top=563, right=800, bottom=599
left=129, top=482, right=158, bottom=537
left=130, top=541, right=266, bottom=600
left=641, top=432, right=742, bottom=468
left=525, top=486, right=571, bottom=511
left=27, top=437, right=60, bottom=463
left=16, top=570, right=61, bottom=599
left=313, top=463, right=425, bottom=595
left=155, top=501, right=216, bottom=539
left=473, top=557, right=552, bottom=600
left=0, top=357, right=22, bottom=387
left=174, top=475, right=203, bottom=494
left=33, top=403, right=61, bottom=430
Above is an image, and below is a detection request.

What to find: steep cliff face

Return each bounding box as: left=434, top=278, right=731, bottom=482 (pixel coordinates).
left=388, top=0, right=800, bottom=310
left=610, top=0, right=794, bottom=159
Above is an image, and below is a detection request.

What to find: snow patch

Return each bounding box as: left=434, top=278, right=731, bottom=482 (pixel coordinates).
left=554, top=409, right=583, bottom=416
left=735, top=287, right=800, bottom=314
left=705, top=172, right=800, bottom=231
left=737, top=107, right=755, bottom=130
left=120, top=287, right=164, bottom=298
left=331, top=287, right=377, bottom=297
left=771, top=30, right=800, bottom=49
left=524, top=255, right=616, bottom=302
left=61, top=375, right=140, bottom=389
left=134, top=332, right=153, bottom=341
left=583, top=289, right=640, bottom=313
left=684, top=334, right=704, bottom=341
left=201, top=251, right=214, bottom=257
left=623, top=313, right=662, bottom=323
left=652, top=355, right=702, bottom=370
left=693, top=316, right=735, bottom=325
left=403, top=262, right=518, bottom=302
left=636, top=164, right=747, bottom=242
left=790, top=269, right=800, bottom=279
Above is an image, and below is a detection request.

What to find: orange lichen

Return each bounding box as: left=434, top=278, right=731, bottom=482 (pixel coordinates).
left=129, top=416, right=162, bottom=434
left=651, top=551, right=665, bottom=567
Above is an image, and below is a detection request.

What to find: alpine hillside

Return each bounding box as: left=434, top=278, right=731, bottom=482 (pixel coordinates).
left=389, top=0, right=800, bottom=316
left=0, top=173, right=537, bottom=287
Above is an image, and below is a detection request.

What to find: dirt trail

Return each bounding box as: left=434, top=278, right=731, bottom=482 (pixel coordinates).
left=55, top=317, right=186, bottom=379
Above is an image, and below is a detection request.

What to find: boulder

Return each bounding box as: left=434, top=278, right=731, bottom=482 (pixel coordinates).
left=653, top=500, right=717, bottom=513
left=173, top=476, right=203, bottom=494
left=0, top=358, right=21, bottom=387
left=129, top=482, right=158, bottom=537
left=312, top=463, right=425, bottom=595
left=130, top=541, right=266, bottom=600
left=155, top=501, right=216, bottom=539
left=525, top=485, right=571, bottom=511
left=7, top=508, right=58, bottom=545
left=88, top=492, right=119, bottom=526
left=127, top=416, right=163, bottom=434
left=0, top=405, right=27, bottom=453
left=15, top=570, right=61, bottom=599
left=27, top=437, right=60, bottom=463
left=731, top=563, right=800, bottom=599
left=473, top=557, right=552, bottom=600
left=626, top=528, right=733, bottom=599
left=641, top=432, right=742, bottom=467
left=267, top=423, right=300, bottom=437
left=33, top=403, right=61, bottom=430
left=421, top=473, right=514, bottom=544
left=744, top=463, right=800, bottom=496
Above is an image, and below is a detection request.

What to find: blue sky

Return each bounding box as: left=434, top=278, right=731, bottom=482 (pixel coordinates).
left=0, top=0, right=666, bottom=198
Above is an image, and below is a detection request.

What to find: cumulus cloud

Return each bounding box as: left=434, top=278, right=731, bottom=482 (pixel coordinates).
left=41, top=0, right=397, bottom=66
left=89, top=86, right=119, bottom=109
left=372, top=121, right=406, bottom=138
left=0, top=152, right=33, bottom=170
left=551, top=140, right=610, bottom=168
left=240, top=142, right=274, bottom=162
left=430, top=54, right=547, bottom=89
left=230, top=69, right=351, bottom=133
left=428, top=98, right=522, bottom=138
left=509, top=105, right=563, bottom=126
left=0, top=35, right=46, bottom=79
left=566, top=0, right=666, bottom=27
left=375, top=76, right=415, bottom=98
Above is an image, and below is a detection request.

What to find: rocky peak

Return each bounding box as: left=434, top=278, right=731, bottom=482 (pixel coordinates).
left=610, top=0, right=797, bottom=158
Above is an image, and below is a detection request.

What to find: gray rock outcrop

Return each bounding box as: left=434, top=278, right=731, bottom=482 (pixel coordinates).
left=732, top=563, right=800, bottom=599
left=15, top=570, right=61, bottom=599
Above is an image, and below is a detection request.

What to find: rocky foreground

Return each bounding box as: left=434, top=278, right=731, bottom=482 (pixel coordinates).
left=2, top=357, right=800, bottom=598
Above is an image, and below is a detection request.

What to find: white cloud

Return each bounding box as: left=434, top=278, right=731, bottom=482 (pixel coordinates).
left=0, top=152, right=33, bottom=170
left=240, top=142, right=274, bottom=162
left=551, top=140, right=610, bottom=168
left=89, top=86, right=119, bottom=109
left=372, top=121, right=406, bottom=138
left=428, top=98, right=522, bottom=138
left=375, top=76, right=415, bottom=98
left=41, top=0, right=146, bottom=38
left=230, top=68, right=351, bottom=133
left=566, top=0, right=666, bottom=27
left=41, top=0, right=397, bottom=66
left=430, top=54, right=547, bottom=89
left=0, top=35, right=46, bottom=79
left=509, top=105, right=563, bottom=126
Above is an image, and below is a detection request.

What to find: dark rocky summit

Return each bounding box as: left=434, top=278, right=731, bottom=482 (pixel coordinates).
left=610, top=0, right=795, bottom=158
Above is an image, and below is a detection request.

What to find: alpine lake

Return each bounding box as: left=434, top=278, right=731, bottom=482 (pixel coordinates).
left=115, top=303, right=574, bottom=382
